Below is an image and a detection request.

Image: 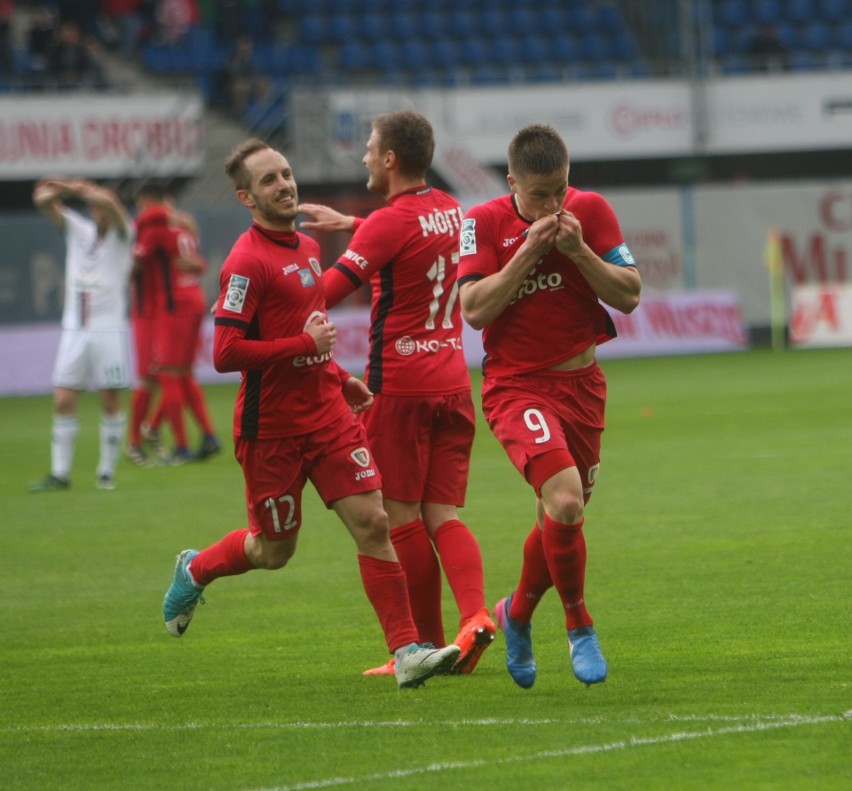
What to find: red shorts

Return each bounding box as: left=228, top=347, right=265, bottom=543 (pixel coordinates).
left=153, top=309, right=203, bottom=369
left=235, top=412, right=382, bottom=540
left=361, top=390, right=475, bottom=505
left=131, top=314, right=155, bottom=379
left=481, top=363, right=606, bottom=500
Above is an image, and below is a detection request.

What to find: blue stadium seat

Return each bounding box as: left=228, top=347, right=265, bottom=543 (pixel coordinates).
left=338, top=41, right=370, bottom=71
left=531, top=65, right=563, bottom=83
left=480, top=8, right=506, bottom=37
left=298, top=15, right=326, bottom=46
left=420, top=11, right=447, bottom=39
left=786, top=0, right=817, bottom=24
left=774, top=22, right=799, bottom=50
left=580, top=32, right=608, bottom=63
left=430, top=38, right=463, bottom=70
left=837, top=20, right=852, bottom=48
left=359, top=13, right=388, bottom=41
left=327, top=13, right=357, bottom=44
left=388, top=11, right=417, bottom=39
left=371, top=40, right=403, bottom=73
left=752, top=0, right=783, bottom=25
left=446, top=10, right=476, bottom=38
left=540, top=6, right=567, bottom=32
left=489, top=35, right=521, bottom=67
left=819, top=0, right=849, bottom=22
left=552, top=33, right=582, bottom=66
left=799, top=20, right=833, bottom=50
left=399, top=39, right=431, bottom=72
left=459, top=36, right=490, bottom=68
left=519, top=34, right=554, bottom=66
left=595, top=3, right=625, bottom=34
left=611, top=30, right=640, bottom=61
left=506, top=8, right=537, bottom=36
left=566, top=6, right=595, bottom=35
left=718, top=0, right=750, bottom=28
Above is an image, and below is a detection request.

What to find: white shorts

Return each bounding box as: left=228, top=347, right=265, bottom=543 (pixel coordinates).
left=52, top=328, right=131, bottom=391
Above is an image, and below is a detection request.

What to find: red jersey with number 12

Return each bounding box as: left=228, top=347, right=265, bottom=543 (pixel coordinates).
left=330, top=186, right=469, bottom=396
left=214, top=224, right=350, bottom=440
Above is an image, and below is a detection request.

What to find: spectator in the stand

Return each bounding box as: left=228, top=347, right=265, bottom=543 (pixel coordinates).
left=155, top=0, right=200, bottom=46
left=55, top=0, right=100, bottom=38
left=746, top=24, right=787, bottom=69
left=0, top=0, right=13, bottom=78
left=27, top=5, right=58, bottom=77
left=99, top=0, right=145, bottom=58
left=222, top=33, right=269, bottom=119
left=48, top=20, right=106, bottom=89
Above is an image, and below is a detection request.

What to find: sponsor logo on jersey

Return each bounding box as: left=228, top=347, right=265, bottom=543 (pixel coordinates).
left=460, top=218, right=477, bottom=256
left=283, top=263, right=300, bottom=275
left=350, top=447, right=371, bottom=467
left=342, top=248, right=369, bottom=270
left=511, top=269, right=564, bottom=304
left=395, top=335, right=462, bottom=355
left=223, top=274, right=249, bottom=313
left=299, top=269, right=316, bottom=287
left=503, top=236, right=523, bottom=247
left=292, top=351, right=333, bottom=367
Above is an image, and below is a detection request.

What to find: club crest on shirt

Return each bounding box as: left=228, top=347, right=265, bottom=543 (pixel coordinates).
left=308, top=257, right=322, bottom=277
left=299, top=269, right=316, bottom=288
left=350, top=447, right=371, bottom=467
left=223, top=274, right=249, bottom=313
left=460, top=218, right=477, bottom=256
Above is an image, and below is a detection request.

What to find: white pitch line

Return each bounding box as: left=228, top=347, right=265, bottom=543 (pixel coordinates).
left=247, top=713, right=847, bottom=791
left=3, top=712, right=847, bottom=736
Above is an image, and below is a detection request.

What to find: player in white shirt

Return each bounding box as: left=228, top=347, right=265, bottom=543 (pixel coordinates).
left=29, top=178, right=135, bottom=492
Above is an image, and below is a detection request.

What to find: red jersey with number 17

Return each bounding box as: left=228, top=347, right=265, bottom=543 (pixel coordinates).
left=458, top=188, right=636, bottom=377
left=213, top=224, right=351, bottom=440
left=328, top=186, right=469, bottom=396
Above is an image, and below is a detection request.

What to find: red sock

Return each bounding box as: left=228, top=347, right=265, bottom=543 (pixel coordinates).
left=541, top=514, right=592, bottom=630
left=181, top=375, right=215, bottom=436
left=149, top=398, right=164, bottom=432
left=129, top=387, right=152, bottom=445
left=188, top=528, right=253, bottom=586
left=509, top=523, right=553, bottom=623
left=390, top=519, right=444, bottom=646
left=433, top=518, right=486, bottom=626
left=158, top=373, right=188, bottom=448
left=358, top=553, right=419, bottom=654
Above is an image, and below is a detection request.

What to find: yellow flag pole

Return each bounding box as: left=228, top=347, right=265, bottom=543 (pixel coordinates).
left=764, top=229, right=786, bottom=351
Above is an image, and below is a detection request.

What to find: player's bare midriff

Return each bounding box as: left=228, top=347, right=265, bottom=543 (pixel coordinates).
left=549, top=343, right=596, bottom=371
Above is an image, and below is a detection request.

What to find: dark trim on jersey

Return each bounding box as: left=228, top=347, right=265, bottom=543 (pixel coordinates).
left=457, top=273, right=484, bottom=288
left=214, top=316, right=250, bottom=330
left=240, top=314, right=262, bottom=439
left=250, top=223, right=300, bottom=249
left=511, top=194, right=535, bottom=225
left=156, top=247, right=174, bottom=312
left=367, top=265, right=395, bottom=393
left=331, top=261, right=362, bottom=289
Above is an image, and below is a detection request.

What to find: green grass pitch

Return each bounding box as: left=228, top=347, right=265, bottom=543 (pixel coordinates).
left=1, top=348, right=850, bottom=790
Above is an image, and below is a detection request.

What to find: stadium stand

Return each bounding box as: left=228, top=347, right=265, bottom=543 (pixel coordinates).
left=2, top=1, right=851, bottom=143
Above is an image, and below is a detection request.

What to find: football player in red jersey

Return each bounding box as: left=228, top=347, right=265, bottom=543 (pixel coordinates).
left=162, top=139, right=460, bottom=688
left=299, top=110, right=494, bottom=676
left=458, top=124, right=641, bottom=689
left=129, top=183, right=220, bottom=465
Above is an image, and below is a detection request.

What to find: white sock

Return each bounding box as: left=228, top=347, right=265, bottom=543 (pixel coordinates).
left=98, top=412, right=126, bottom=478
left=51, top=415, right=79, bottom=481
